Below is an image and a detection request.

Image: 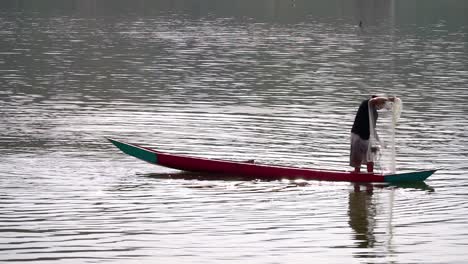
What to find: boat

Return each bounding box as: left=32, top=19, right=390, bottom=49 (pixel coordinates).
left=107, top=138, right=436, bottom=183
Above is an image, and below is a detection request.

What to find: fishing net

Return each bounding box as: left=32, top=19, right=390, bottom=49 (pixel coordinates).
left=367, top=97, right=402, bottom=174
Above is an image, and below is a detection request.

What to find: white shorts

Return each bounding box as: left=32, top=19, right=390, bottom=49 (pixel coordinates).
left=350, top=133, right=369, bottom=167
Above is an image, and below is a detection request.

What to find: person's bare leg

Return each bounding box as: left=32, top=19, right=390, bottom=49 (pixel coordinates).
left=367, top=162, right=374, bottom=173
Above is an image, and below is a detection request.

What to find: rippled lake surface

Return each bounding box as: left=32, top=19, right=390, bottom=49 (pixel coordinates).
left=1, top=0, right=468, bottom=263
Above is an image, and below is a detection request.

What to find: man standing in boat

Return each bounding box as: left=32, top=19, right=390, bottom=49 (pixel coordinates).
left=350, top=95, right=396, bottom=173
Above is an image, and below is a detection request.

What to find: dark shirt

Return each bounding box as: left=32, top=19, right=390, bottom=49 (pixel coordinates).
left=351, top=99, right=377, bottom=140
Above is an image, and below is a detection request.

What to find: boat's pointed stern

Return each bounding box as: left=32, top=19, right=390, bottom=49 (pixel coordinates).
left=384, top=169, right=437, bottom=183
left=107, top=138, right=158, bottom=164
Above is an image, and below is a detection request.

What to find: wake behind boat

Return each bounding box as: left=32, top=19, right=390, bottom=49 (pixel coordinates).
left=107, top=138, right=436, bottom=183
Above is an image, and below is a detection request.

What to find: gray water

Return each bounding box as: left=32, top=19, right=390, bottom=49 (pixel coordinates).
left=1, top=0, right=468, bottom=263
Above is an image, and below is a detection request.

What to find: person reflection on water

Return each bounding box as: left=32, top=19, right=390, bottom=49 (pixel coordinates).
left=348, top=184, right=376, bottom=251
left=350, top=95, right=396, bottom=173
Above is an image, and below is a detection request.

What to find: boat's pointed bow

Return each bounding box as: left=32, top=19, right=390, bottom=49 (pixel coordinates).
left=107, top=138, right=158, bottom=164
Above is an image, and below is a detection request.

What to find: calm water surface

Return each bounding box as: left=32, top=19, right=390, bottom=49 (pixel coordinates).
left=1, top=0, right=468, bottom=263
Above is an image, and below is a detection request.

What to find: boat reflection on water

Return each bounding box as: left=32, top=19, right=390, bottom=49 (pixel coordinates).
left=142, top=171, right=314, bottom=190
left=373, top=181, right=435, bottom=192
left=143, top=171, right=263, bottom=182
left=143, top=171, right=435, bottom=191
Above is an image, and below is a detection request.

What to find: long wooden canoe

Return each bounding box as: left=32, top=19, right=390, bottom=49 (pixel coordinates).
left=107, top=138, right=436, bottom=183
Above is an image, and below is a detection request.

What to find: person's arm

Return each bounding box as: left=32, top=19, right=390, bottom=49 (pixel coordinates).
left=369, top=96, right=395, bottom=107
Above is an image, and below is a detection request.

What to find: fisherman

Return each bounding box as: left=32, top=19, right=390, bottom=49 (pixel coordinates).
left=350, top=95, right=396, bottom=173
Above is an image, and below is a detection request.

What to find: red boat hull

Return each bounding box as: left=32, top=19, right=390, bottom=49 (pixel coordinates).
left=156, top=152, right=385, bottom=182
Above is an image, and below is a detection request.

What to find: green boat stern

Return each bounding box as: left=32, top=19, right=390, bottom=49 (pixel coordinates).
left=384, top=170, right=437, bottom=183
